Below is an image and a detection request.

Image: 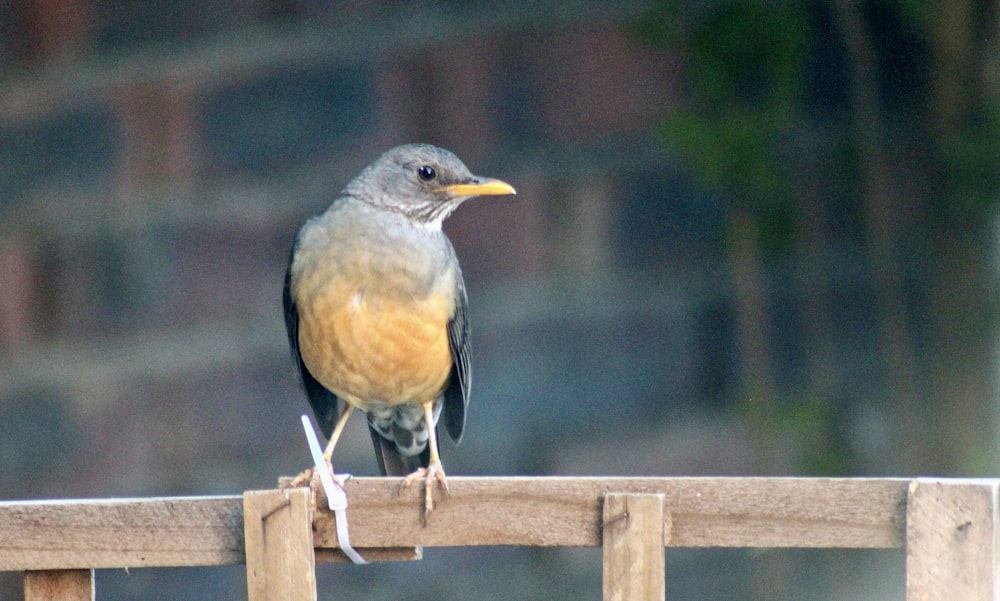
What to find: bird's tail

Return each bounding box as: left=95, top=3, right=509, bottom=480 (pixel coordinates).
left=368, top=425, right=430, bottom=476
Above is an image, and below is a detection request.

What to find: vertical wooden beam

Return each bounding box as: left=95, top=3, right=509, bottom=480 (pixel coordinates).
left=24, top=569, right=94, bottom=601
left=906, top=479, right=1000, bottom=601
left=0, top=236, right=35, bottom=351
left=112, top=80, right=198, bottom=204
left=244, top=488, right=317, bottom=601
left=602, top=493, right=666, bottom=601
left=17, top=0, right=91, bottom=63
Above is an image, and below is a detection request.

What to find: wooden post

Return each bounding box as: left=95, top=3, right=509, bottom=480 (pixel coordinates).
left=24, top=569, right=94, bottom=601
left=906, top=479, right=1000, bottom=601
left=244, top=488, right=317, bottom=601
left=602, top=492, right=666, bottom=601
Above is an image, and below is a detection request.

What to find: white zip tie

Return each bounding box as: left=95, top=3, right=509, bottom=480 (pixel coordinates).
left=300, top=414, right=368, bottom=565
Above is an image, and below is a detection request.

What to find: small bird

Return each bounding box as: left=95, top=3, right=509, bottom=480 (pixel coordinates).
left=283, top=144, right=515, bottom=512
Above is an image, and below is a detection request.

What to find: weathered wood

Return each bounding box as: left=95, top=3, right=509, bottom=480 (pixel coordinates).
left=314, top=547, right=422, bottom=563
left=0, top=477, right=909, bottom=574
left=6, top=477, right=1000, bottom=601
left=906, top=479, right=1000, bottom=601
left=23, top=569, right=94, bottom=601
left=312, top=477, right=907, bottom=549
left=602, top=493, right=665, bottom=601
left=244, top=489, right=316, bottom=601
left=0, top=496, right=244, bottom=571
left=305, top=480, right=423, bottom=564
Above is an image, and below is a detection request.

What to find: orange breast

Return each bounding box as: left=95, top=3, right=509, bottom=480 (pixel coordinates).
left=295, top=270, right=455, bottom=410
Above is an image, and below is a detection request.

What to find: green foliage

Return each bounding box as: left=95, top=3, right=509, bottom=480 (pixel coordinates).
left=739, top=393, right=856, bottom=476
left=639, top=2, right=807, bottom=208
left=637, top=2, right=812, bottom=260
left=659, top=109, right=790, bottom=203
left=937, top=105, right=1000, bottom=218
left=641, top=0, right=1000, bottom=220
left=683, top=3, right=806, bottom=116
left=638, top=0, right=1000, bottom=475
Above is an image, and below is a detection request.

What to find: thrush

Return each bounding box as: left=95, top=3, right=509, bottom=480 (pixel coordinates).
left=283, top=144, right=515, bottom=512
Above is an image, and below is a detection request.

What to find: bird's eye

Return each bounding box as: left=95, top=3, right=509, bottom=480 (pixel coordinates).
left=417, top=165, right=437, bottom=181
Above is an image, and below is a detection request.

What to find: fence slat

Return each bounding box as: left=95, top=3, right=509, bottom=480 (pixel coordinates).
left=0, top=477, right=908, bottom=573
left=244, top=489, right=316, bottom=601
left=0, top=496, right=244, bottom=570
left=906, top=479, right=1000, bottom=601
left=23, top=569, right=94, bottom=601
left=602, top=493, right=666, bottom=601
left=312, top=477, right=906, bottom=549
left=4, top=477, right=1000, bottom=601
left=314, top=547, right=423, bottom=564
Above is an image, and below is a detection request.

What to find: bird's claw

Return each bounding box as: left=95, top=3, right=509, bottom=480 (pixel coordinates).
left=401, top=461, right=448, bottom=515
left=284, top=457, right=349, bottom=496
left=285, top=467, right=315, bottom=489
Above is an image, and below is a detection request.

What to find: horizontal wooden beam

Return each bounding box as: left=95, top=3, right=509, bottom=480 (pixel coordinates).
left=0, top=477, right=909, bottom=572
left=0, top=495, right=244, bottom=571
left=311, top=477, right=907, bottom=550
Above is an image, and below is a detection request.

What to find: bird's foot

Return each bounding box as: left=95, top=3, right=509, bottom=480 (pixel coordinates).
left=285, top=467, right=315, bottom=489
left=279, top=468, right=323, bottom=508
left=401, top=460, right=448, bottom=515
left=284, top=456, right=346, bottom=491
left=284, top=461, right=352, bottom=509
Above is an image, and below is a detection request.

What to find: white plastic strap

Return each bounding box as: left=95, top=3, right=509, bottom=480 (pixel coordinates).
left=300, top=414, right=368, bottom=565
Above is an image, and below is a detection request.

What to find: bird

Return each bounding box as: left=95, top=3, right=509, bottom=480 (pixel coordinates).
left=283, top=143, right=515, bottom=512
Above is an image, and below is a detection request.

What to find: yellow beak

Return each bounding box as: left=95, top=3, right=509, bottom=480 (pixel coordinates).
left=436, top=177, right=516, bottom=198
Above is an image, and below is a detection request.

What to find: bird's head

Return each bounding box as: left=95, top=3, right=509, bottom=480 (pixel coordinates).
left=345, top=144, right=516, bottom=228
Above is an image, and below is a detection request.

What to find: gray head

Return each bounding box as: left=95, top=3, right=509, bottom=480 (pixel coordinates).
left=343, top=144, right=515, bottom=228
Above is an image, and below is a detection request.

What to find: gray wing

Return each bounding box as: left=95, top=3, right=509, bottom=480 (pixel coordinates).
left=442, top=257, right=471, bottom=443
left=283, top=231, right=342, bottom=439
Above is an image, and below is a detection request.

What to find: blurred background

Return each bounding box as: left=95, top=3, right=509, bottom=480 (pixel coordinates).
left=1, top=0, right=998, bottom=599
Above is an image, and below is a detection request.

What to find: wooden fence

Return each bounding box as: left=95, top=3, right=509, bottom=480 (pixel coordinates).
left=1, top=477, right=997, bottom=600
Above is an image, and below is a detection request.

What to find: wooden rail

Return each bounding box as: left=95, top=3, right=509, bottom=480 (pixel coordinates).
left=1, top=477, right=996, bottom=600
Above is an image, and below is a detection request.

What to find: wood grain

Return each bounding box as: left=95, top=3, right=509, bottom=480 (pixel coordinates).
left=602, top=493, right=665, bottom=601
left=312, top=477, right=908, bottom=549
left=0, top=496, right=244, bottom=571
left=906, top=479, right=999, bottom=601
left=23, top=569, right=94, bottom=601
left=244, top=489, right=316, bottom=601
left=0, top=477, right=909, bottom=573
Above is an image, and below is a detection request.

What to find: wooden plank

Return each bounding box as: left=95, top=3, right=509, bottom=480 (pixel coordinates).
left=906, top=479, right=1000, bottom=601
left=602, top=493, right=665, bottom=601
left=0, top=477, right=909, bottom=573
left=0, top=496, right=244, bottom=570
left=312, top=477, right=907, bottom=549
left=314, top=547, right=422, bottom=563
left=244, top=489, right=316, bottom=601
left=23, top=569, right=94, bottom=601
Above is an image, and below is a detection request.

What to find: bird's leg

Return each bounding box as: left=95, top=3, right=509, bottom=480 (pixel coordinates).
left=287, top=406, right=354, bottom=488
left=323, top=405, right=355, bottom=467
left=401, top=401, right=448, bottom=513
